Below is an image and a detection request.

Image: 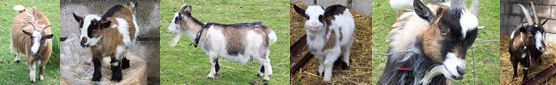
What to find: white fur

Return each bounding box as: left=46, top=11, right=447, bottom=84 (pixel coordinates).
left=115, top=18, right=132, bottom=46
left=29, top=63, right=36, bottom=82
left=13, top=5, right=25, bottom=13
left=443, top=52, right=465, bottom=78
left=420, top=65, right=444, bottom=85
left=459, top=10, right=479, bottom=39
left=268, top=30, right=277, bottom=44
left=132, top=13, right=140, bottom=42
left=304, top=5, right=325, bottom=32
left=535, top=31, right=543, bottom=50
left=31, top=31, right=42, bottom=54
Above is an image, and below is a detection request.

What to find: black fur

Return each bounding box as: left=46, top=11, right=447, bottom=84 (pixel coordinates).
left=92, top=58, right=102, bottom=81
left=259, top=65, right=264, bottom=74
left=101, top=5, right=125, bottom=19
left=215, top=59, right=220, bottom=74
left=122, top=57, right=130, bottom=69
left=110, top=57, right=123, bottom=82
left=413, top=0, right=435, bottom=23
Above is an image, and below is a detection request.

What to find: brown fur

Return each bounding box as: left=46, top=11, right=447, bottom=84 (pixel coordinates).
left=416, top=6, right=450, bottom=63
left=323, top=30, right=337, bottom=51
left=10, top=6, right=52, bottom=82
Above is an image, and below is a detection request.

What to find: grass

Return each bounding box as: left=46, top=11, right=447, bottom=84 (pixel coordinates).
left=159, top=0, right=290, bottom=84
left=0, top=0, right=60, bottom=84
left=371, top=0, right=500, bottom=84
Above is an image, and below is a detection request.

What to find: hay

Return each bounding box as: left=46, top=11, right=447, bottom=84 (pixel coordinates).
left=500, top=36, right=556, bottom=84
left=290, top=3, right=372, bottom=85
left=59, top=38, right=148, bottom=85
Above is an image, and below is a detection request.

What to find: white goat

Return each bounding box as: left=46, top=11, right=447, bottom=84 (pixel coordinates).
left=293, top=4, right=355, bottom=82
left=166, top=4, right=278, bottom=81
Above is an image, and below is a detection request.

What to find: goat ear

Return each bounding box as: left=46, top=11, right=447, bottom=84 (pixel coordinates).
left=413, top=0, right=435, bottom=23
left=45, top=34, right=53, bottom=39
left=22, top=30, right=32, bottom=35
left=293, top=5, right=308, bottom=18
left=73, top=13, right=83, bottom=22
left=99, top=20, right=112, bottom=28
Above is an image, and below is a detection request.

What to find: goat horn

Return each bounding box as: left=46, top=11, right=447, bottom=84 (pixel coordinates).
left=179, top=3, right=190, bottom=13
left=518, top=4, right=534, bottom=26
left=42, top=25, right=52, bottom=31
left=530, top=1, right=539, bottom=24
left=469, top=0, right=479, bottom=15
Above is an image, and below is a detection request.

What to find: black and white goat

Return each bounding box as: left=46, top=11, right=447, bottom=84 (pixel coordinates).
left=378, top=0, right=479, bottom=84
left=72, top=2, right=138, bottom=82
left=11, top=5, right=54, bottom=83
left=293, top=3, right=355, bottom=82
left=166, top=4, right=277, bottom=81
left=509, top=2, right=548, bottom=81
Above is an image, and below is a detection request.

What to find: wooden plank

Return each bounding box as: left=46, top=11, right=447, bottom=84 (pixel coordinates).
left=523, top=63, right=556, bottom=85
left=290, top=35, right=313, bottom=76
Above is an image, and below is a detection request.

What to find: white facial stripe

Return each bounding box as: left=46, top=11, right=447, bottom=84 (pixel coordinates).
left=443, top=52, right=465, bottom=77
left=31, top=31, right=42, bottom=54
left=459, top=11, right=478, bottom=38
left=535, top=31, right=543, bottom=49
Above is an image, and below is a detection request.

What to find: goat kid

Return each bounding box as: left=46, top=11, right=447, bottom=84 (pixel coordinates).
left=72, top=2, right=137, bottom=82
left=293, top=3, right=355, bottom=82
left=509, top=2, right=549, bottom=81
left=11, top=5, right=54, bottom=83
left=166, top=4, right=278, bottom=81
left=378, top=0, right=479, bottom=84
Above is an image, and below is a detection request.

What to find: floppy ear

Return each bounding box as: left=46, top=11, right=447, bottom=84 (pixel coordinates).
left=293, top=5, right=308, bottom=18
left=22, top=30, right=32, bottom=35
left=73, top=13, right=83, bottom=22
left=45, top=34, right=54, bottom=39
left=413, top=0, right=435, bottom=23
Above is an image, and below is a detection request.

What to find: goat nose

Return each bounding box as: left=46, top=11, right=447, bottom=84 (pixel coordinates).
left=80, top=38, right=87, bottom=47
left=457, top=66, right=465, bottom=75
left=310, top=22, right=318, bottom=28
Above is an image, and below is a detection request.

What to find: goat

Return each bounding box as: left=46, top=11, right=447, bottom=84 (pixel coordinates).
left=166, top=4, right=278, bottom=81
left=72, top=2, right=137, bottom=82
left=378, top=0, right=479, bottom=84
left=11, top=5, right=54, bottom=83
left=509, top=2, right=549, bottom=81
left=293, top=3, right=355, bottom=82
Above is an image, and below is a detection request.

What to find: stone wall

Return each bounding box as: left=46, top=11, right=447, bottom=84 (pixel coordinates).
left=290, top=0, right=372, bottom=16
left=501, top=0, right=556, bottom=35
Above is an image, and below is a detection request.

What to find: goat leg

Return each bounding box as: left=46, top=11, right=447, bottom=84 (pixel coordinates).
left=92, top=58, right=102, bottom=81
left=121, top=56, right=130, bottom=69
left=110, top=57, right=123, bottom=82
left=511, top=59, right=518, bottom=80
left=258, top=65, right=264, bottom=77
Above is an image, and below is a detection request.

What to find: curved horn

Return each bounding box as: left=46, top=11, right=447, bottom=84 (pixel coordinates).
left=27, top=22, right=37, bottom=30
left=469, top=0, right=480, bottom=15
left=179, top=3, right=191, bottom=13
left=530, top=1, right=539, bottom=24
left=518, top=4, right=534, bottom=25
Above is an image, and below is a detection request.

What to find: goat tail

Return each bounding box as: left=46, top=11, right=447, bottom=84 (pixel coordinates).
left=13, top=5, right=25, bottom=13
left=268, top=30, right=277, bottom=45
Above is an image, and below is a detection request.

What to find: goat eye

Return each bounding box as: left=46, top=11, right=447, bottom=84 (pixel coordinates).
left=318, top=15, right=324, bottom=22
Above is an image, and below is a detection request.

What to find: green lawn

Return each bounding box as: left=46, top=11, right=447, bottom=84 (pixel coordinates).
left=371, top=0, right=500, bottom=84
left=0, top=0, right=60, bottom=84
left=159, top=0, right=290, bottom=84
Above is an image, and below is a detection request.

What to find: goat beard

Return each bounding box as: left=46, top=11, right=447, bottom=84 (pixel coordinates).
left=170, top=33, right=182, bottom=47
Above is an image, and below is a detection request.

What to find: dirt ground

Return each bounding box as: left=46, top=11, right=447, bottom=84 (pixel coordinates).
left=289, top=4, right=372, bottom=85
left=500, top=36, right=556, bottom=84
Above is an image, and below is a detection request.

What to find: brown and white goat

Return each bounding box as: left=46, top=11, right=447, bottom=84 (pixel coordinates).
left=11, top=5, right=53, bottom=83
left=378, top=0, right=479, bottom=84
left=166, top=4, right=278, bottom=81
left=293, top=3, right=355, bottom=82
left=72, top=2, right=138, bottom=82
left=509, top=2, right=548, bottom=81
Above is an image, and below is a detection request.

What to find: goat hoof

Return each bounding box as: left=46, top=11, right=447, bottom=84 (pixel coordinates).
left=263, top=80, right=269, bottom=85
left=207, top=77, right=215, bottom=80
left=122, top=57, right=130, bottom=69
left=14, top=60, right=20, bottom=63
left=111, top=76, right=122, bottom=82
